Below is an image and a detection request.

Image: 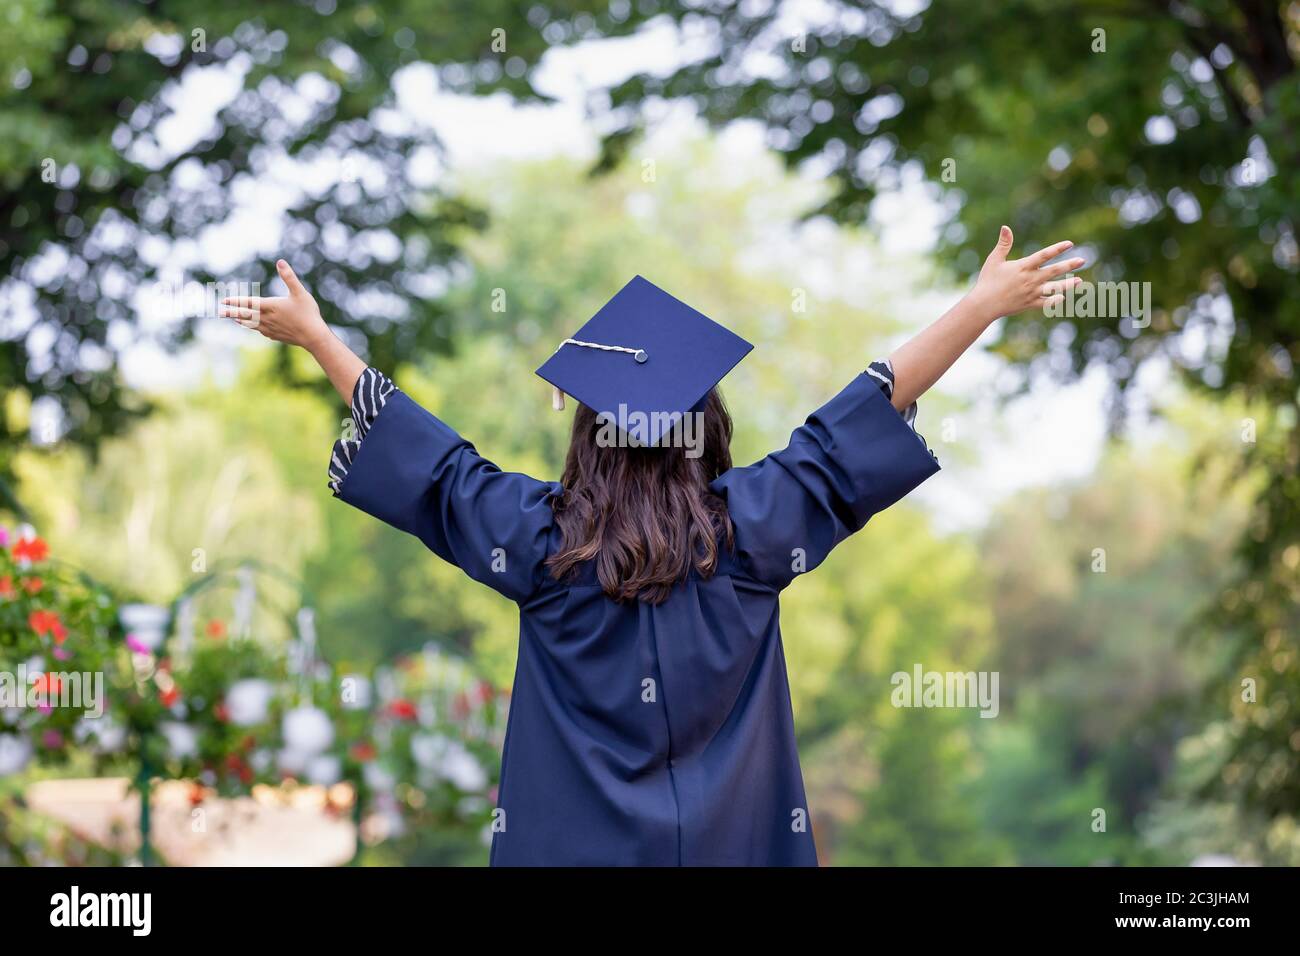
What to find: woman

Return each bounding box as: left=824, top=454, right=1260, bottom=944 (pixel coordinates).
left=223, top=226, right=1082, bottom=866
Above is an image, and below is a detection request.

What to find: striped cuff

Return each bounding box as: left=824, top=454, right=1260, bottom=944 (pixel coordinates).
left=328, top=368, right=398, bottom=496
left=866, top=358, right=934, bottom=459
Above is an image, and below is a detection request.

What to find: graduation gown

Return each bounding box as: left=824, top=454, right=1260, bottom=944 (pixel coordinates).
left=334, top=371, right=940, bottom=865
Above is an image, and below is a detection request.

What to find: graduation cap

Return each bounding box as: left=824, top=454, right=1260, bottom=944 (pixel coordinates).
left=536, top=276, right=753, bottom=447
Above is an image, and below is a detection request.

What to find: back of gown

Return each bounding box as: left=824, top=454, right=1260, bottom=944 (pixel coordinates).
left=334, top=371, right=939, bottom=865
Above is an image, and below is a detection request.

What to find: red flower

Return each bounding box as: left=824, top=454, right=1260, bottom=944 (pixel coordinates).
left=452, top=692, right=470, bottom=719
left=476, top=680, right=495, bottom=704
left=225, top=754, right=254, bottom=784
left=33, top=672, right=63, bottom=697
left=12, top=537, right=49, bottom=563
left=160, top=685, right=180, bottom=708
left=388, top=698, right=418, bottom=721
left=29, top=609, right=68, bottom=643
left=206, top=620, right=226, bottom=639
left=22, top=577, right=43, bottom=595
left=0, top=575, right=12, bottom=599
left=214, top=701, right=230, bottom=723
left=350, top=742, right=377, bottom=762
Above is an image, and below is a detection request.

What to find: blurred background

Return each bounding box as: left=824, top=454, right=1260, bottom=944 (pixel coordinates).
left=1, top=0, right=1296, bottom=866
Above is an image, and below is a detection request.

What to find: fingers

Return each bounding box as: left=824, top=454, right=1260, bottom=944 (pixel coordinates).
left=1040, top=276, right=1083, bottom=297
left=1039, top=255, right=1087, bottom=278
left=1026, top=240, right=1074, bottom=267
left=220, top=296, right=266, bottom=310
left=985, top=225, right=1014, bottom=263
left=277, top=259, right=307, bottom=297
left=219, top=305, right=261, bottom=320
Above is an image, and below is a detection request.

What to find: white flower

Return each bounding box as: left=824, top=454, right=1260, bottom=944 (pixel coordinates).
left=339, top=674, right=372, bottom=711
left=306, top=754, right=342, bottom=786
left=226, top=679, right=275, bottom=727
left=363, top=762, right=395, bottom=793
left=282, top=706, right=333, bottom=755
left=441, top=742, right=487, bottom=792
left=119, top=604, right=170, bottom=651
left=410, top=734, right=486, bottom=790
left=277, top=747, right=309, bottom=775
left=0, top=734, right=32, bottom=776
left=76, top=717, right=126, bottom=753
left=160, top=721, right=198, bottom=759
left=410, top=732, right=450, bottom=770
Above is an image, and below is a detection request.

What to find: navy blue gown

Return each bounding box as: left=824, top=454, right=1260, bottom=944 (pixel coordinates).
left=333, top=371, right=940, bottom=865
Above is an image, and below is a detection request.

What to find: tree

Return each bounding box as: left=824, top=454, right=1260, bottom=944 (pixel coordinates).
left=977, top=394, right=1262, bottom=862
left=0, top=0, right=649, bottom=478
left=595, top=0, right=1299, bottom=829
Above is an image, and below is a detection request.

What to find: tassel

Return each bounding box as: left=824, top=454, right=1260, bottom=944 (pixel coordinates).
left=552, top=385, right=565, bottom=411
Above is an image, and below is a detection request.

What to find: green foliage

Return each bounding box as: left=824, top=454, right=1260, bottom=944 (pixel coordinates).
left=9, top=135, right=1287, bottom=864
left=0, top=0, right=653, bottom=477
left=972, top=717, right=1121, bottom=866
left=605, top=0, right=1300, bottom=823
left=978, top=396, right=1260, bottom=861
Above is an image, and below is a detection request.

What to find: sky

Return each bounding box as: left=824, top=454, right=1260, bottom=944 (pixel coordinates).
left=112, top=16, right=1178, bottom=532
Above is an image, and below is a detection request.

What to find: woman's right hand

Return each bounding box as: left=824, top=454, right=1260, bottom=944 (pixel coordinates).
left=221, top=259, right=328, bottom=350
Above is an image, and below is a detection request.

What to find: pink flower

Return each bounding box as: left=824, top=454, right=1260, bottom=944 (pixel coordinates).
left=125, top=634, right=150, bottom=654
left=42, top=729, right=63, bottom=749
left=0, top=527, right=9, bottom=547
left=52, top=647, right=71, bottom=661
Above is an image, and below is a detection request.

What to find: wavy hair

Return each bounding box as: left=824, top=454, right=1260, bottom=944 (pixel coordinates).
left=547, top=390, right=735, bottom=604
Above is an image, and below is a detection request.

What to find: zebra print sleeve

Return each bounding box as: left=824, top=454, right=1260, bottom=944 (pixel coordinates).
left=866, top=358, right=936, bottom=459
left=328, top=367, right=399, bottom=496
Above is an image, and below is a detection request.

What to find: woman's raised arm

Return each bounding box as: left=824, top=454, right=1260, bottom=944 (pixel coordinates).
left=887, top=226, right=1085, bottom=411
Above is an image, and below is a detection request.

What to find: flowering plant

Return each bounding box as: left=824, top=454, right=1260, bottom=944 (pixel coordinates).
left=0, top=528, right=133, bottom=775
left=1, top=529, right=507, bottom=860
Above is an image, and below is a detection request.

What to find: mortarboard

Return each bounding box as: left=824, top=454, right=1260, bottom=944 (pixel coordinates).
left=535, top=276, right=753, bottom=447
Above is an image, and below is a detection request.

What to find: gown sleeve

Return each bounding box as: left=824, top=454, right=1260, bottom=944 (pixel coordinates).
left=710, top=368, right=940, bottom=591
left=329, top=377, right=558, bottom=604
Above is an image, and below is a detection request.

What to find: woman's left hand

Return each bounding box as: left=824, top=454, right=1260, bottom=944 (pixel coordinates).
left=970, top=226, right=1087, bottom=319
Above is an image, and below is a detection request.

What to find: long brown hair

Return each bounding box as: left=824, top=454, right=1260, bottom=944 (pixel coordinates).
left=546, top=390, right=736, bottom=604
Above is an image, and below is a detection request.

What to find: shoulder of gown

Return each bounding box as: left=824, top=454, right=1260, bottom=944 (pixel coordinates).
left=328, top=368, right=559, bottom=603
left=710, top=365, right=940, bottom=591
